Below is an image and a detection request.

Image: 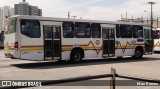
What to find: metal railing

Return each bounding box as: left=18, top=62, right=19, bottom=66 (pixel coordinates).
left=1, top=68, right=160, bottom=89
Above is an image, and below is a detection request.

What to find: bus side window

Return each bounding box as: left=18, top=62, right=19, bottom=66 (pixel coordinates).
left=53, top=27, right=60, bottom=39
left=21, top=20, right=41, bottom=38
left=43, top=25, right=52, bottom=38
left=91, top=23, right=101, bottom=38
left=120, top=25, right=132, bottom=38
left=75, top=22, right=91, bottom=38
left=133, top=25, right=143, bottom=38
left=63, top=22, right=74, bottom=38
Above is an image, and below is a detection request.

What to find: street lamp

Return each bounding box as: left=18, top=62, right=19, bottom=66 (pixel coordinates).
left=147, top=2, right=156, bottom=51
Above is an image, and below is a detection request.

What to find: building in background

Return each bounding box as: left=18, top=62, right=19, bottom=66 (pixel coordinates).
left=0, top=8, right=3, bottom=31
left=14, top=0, right=42, bottom=16
left=9, top=8, right=15, bottom=16
left=0, top=0, right=42, bottom=31
left=0, top=6, right=15, bottom=31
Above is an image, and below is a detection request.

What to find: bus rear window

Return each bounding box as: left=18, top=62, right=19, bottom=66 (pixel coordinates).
left=8, top=18, right=16, bottom=34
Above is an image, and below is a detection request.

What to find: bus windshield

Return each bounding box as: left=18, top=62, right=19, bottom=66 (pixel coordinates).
left=7, top=17, right=16, bottom=34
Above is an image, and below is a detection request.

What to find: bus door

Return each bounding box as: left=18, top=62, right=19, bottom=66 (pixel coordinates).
left=144, top=27, right=153, bottom=54
left=102, top=25, right=115, bottom=57
left=43, top=22, right=61, bottom=60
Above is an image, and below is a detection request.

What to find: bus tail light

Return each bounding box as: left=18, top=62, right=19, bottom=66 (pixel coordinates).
left=14, top=42, right=18, bottom=49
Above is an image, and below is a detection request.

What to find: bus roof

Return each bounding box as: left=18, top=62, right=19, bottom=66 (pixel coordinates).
left=10, top=15, right=150, bottom=26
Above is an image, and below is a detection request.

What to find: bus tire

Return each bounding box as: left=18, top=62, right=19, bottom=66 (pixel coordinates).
left=70, top=49, right=83, bottom=62
left=132, top=48, right=143, bottom=59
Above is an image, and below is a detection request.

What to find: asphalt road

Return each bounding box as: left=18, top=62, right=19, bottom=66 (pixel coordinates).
left=0, top=50, right=160, bottom=89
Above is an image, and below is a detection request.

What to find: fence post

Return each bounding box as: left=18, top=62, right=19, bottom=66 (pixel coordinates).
left=110, top=68, right=116, bottom=89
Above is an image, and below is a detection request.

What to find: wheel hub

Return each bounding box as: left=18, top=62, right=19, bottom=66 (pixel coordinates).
left=135, top=51, right=141, bottom=57
left=74, top=53, right=80, bottom=61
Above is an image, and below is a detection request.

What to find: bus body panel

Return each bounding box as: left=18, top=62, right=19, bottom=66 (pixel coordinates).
left=61, top=38, right=103, bottom=60
left=17, top=19, right=44, bottom=60
left=20, top=35, right=44, bottom=60
left=115, top=38, right=135, bottom=56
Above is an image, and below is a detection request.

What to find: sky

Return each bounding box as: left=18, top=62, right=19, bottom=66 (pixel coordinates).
left=0, top=0, right=160, bottom=21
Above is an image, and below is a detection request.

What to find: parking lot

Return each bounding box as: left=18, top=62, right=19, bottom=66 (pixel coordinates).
left=0, top=50, right=160, bottom=89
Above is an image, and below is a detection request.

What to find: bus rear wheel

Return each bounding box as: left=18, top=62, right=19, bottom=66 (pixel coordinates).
left=70, top=50, right=83, bottom=62
left=132, top=49, right=143, bottom=59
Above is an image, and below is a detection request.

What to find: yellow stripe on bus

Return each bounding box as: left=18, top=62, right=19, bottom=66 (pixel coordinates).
left=116, top=46, right=145, bottom=49
left=4, top=45, right=146, bottom=51
left=21, top=47, right=44, bottom=51
left=154, top=44, right=160, bottom=47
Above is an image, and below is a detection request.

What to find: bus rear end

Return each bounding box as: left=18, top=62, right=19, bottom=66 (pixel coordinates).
left=4, top=17, right=19, bottom=58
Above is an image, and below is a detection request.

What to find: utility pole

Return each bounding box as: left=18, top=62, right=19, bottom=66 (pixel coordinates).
left=147, top=1, right=156, bottom=49
left=68, top=11, right=70, bottom=19
left=147, top=2, right=156, bottom=30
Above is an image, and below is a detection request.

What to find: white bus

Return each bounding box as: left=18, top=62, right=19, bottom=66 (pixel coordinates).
left=153, top=28, right=160, bottom=52
left=4, top=15, right=154, bottom=62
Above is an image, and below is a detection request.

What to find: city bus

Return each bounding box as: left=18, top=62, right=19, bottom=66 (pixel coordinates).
left=153, top=28, right=160, bottom=52
left=4, top=15, right=154, bottom=62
